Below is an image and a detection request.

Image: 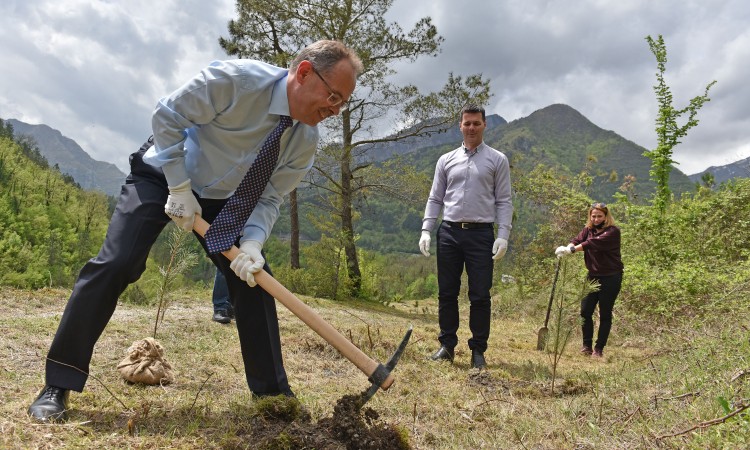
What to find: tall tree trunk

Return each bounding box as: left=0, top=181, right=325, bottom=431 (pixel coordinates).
left=218, top=0, right=486, bottom=301
left=340, top=151, right=361, bottom=295
left=289, top=188, right=300, bottom=269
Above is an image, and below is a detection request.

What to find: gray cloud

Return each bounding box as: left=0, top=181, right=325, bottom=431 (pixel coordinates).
left=0, top=0, right=235, bottom=172
left=1, top=0, right=747, bottom=175
left=385, top=0, right=749, bottom=174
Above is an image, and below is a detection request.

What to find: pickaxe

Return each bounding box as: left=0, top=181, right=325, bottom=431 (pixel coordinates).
left=193, top=216, right=411, bottom=403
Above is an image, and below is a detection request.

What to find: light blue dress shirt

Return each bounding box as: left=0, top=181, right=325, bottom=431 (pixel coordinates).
left=144, top=59, right=319, bottom=244
left=422, top=142, right=513, bottom=240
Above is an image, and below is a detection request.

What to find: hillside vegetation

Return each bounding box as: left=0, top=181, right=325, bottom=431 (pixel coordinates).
left=2, top=107, right=750, bottom=447
left=309, top=104, right=697, bottom=255
left=0, top=133, right=111, bottom=287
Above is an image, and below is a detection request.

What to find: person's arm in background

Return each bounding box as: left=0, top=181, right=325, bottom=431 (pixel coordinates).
left=419, top=156, right=448, bottom=257
left=492, top=153, right=513, bottom=259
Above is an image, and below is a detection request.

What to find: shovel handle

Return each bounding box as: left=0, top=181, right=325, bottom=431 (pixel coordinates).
left=193, top=216, right=394, bottom=390
left=543, top=259, right=561, bottom=328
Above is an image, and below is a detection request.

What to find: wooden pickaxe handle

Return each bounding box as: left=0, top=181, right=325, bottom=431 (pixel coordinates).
left=193, top=215, right=394, bottom=390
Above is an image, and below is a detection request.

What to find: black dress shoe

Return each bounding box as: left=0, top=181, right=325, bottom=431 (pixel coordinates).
left=28, top=385, right=70, bottom=422
left=429, top=346, right=454, bottom=363
left=212, top=309, right=231, bottom=324
left=471, top=350, right=487, bottom=369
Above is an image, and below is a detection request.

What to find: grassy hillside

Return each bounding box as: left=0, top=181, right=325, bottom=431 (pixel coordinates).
left=2, top=281, right=747, bottom=448
left=3, top=103, right=750, bottom=447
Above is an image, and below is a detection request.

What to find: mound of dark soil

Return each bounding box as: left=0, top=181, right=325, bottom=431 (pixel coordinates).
left=225, top=392, right=410, bottom=450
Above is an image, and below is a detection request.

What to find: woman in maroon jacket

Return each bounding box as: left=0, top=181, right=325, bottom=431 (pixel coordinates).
left=555, top=203, right=624, bottom=358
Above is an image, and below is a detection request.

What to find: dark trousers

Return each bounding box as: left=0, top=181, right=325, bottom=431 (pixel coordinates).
left=580, top=272, right=623, bottom=350
left=45, top=141, right=291, bottom=396
left=212, top=269, right=231, bottom=312
left=435, top=222, right=495, bottom=352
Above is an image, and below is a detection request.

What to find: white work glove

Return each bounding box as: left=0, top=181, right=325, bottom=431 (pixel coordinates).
left=418, top=230, right=431, bottom=257
left=492, top=238, right=508, bottom=260
left=165, top=179, right=201, bottom=231
left=555, top=245, right=573, bottom=258
left=230, top=240, right=264, bottom=287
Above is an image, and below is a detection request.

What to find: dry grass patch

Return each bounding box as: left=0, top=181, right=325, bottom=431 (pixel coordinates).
left=2, top=287, right=748, bottom=448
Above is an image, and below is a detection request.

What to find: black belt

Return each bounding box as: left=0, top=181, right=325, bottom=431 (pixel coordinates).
left=443, top=221, right=493, bottom=229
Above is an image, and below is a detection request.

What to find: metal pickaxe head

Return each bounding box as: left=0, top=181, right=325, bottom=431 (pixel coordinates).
left=360, top=326, right=413, bottom=407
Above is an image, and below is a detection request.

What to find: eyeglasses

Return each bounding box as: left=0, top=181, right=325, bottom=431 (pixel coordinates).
left=311, top=66, right=345, bottom=107
left=591, top=202, right=608, bottom=209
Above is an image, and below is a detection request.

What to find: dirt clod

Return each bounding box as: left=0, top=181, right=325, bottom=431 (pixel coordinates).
left=226, top=392, right=410, bottom=450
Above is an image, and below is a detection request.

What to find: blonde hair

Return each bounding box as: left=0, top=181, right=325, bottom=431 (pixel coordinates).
left=586, top=202, right=616, bottom=229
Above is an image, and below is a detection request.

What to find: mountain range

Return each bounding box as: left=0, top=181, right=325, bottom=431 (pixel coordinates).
left=8, top=104, right=740, bottom=201
left=7, top=119, right=125, bottom=196
left=688, top=157, right=750, bottom=186
left=489, top=104, right=695, bottom=200
left=381, top=104, right=695, bottom=201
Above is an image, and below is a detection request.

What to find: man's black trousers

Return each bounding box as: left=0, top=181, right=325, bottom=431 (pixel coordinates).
left=435, top=221, right=495, bottom=353
left=45, top=141, right=291, bottom=396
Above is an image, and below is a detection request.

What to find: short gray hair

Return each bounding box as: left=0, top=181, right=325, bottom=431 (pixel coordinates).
left=290, top=40, right=363, bottom=76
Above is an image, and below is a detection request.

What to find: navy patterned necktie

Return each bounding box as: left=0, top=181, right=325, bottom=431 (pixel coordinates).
left=205, top=115, right=293, bottom=254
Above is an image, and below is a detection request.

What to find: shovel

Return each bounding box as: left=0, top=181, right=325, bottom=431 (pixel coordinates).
left=536, top=258, right=561, bottom=351
left=193, top=216, right=411, bottom=400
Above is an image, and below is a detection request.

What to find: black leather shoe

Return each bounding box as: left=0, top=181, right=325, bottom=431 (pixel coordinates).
left=429, top=346, right=454, bottom=363
left=471, top=350, right=487, bottom=369
left=28, top=385, right=70, bottom=422
left=212, top=309, right=231, bottom=324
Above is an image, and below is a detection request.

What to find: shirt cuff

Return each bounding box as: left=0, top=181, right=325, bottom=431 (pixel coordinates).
left=422, top=219, right=436, bottom=232
left=160, top=161, right=190, bottom=188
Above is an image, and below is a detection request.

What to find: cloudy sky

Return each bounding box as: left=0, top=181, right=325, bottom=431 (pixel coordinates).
left=1, top=0, right=747, bottom=176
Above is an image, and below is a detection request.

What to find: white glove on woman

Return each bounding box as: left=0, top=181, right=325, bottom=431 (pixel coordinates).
left=165, top=179, right=201, bottom=231
left=230, top=240, right=264, bottom=287
left=492, top=238, right=508, bottom=260
left=418, top=230, right=431, bottom=257
left=555, top=245, right=573, bottom=258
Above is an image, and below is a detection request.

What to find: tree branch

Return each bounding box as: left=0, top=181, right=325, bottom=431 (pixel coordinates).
left=655, top=401, right=750, bottom=440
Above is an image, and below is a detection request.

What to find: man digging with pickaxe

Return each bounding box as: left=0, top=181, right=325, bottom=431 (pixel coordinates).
left=28, top=40, right=407, bottom=423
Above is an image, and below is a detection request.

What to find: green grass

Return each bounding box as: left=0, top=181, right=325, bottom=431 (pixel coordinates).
left=1, top=286, right=748, bottom=449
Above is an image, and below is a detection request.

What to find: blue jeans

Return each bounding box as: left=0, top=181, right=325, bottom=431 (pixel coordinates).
left=212, top=269, right=231, bottom=312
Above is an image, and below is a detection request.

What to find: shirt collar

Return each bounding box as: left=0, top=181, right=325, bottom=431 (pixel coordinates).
left=269, top=73, right=292, bottom=118
left=463, top=141, right=485, bottom=154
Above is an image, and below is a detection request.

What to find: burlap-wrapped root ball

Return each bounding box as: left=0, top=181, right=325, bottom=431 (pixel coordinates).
left=117, top=337, right=174, bottom=385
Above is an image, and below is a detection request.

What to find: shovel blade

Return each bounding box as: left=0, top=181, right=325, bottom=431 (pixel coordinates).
left=536, top=327, right=548, bottom=351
